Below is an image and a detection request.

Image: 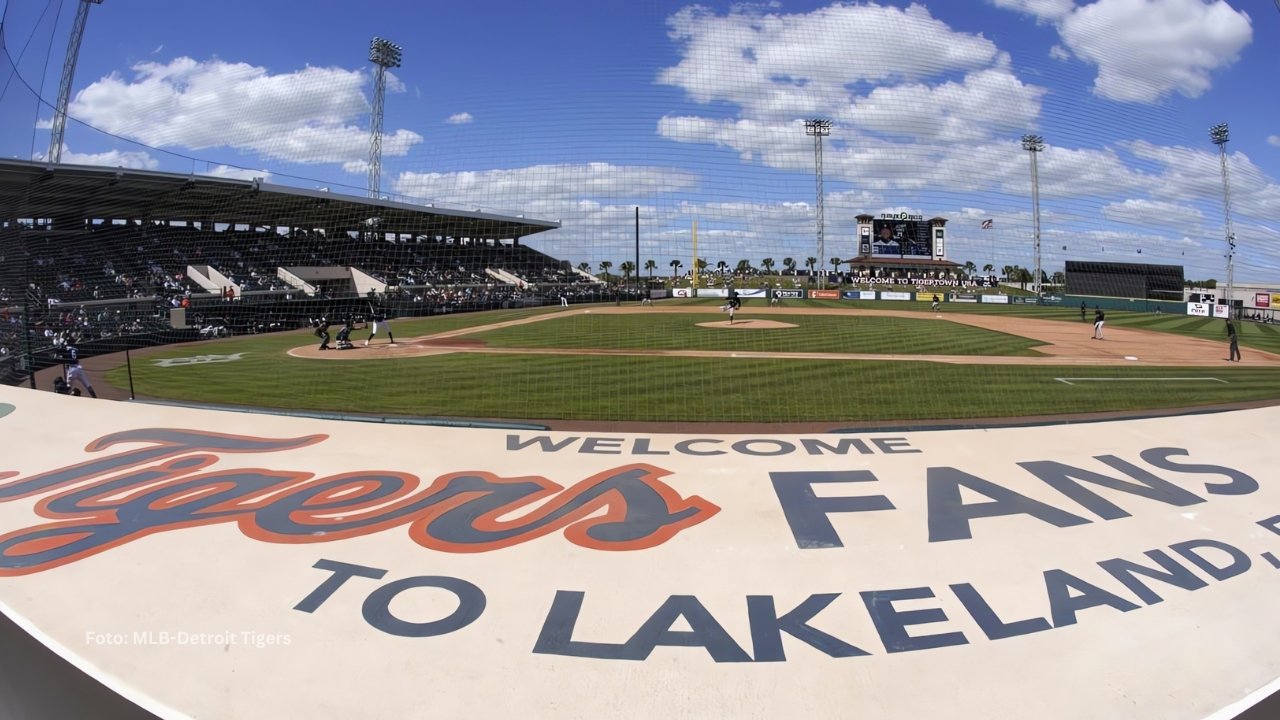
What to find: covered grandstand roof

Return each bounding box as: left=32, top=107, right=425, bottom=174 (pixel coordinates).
left=0, top=159, right=560, bottom=239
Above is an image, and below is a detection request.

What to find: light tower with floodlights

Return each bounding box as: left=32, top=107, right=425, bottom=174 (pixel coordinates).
left=1209, top=122, right=1235, bottom=315
left=47, top=0, right=104, bottom=164
left=805, top=119, right=832, bottom=289
left=367, top=37, right=403, bottom=199
left=1021, top=134, right=1045, bottom=296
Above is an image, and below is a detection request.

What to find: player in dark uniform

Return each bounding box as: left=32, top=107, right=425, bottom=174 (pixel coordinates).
left=335, top=319, right=355, bottom=350
left=57, top=343, right=97, bottom=397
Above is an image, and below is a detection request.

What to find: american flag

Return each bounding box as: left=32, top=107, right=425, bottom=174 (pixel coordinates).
left=981, top=219, right=994, bottom=229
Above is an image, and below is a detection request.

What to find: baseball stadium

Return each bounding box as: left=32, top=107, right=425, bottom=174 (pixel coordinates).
left=2, top=1, right=1280, bottom=719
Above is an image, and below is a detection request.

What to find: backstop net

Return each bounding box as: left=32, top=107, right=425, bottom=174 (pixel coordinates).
left=2, top=1, right=1277, bottom=427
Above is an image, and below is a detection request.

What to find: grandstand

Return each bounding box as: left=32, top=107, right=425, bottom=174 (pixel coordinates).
left=0, top=158, right=633, bottom=385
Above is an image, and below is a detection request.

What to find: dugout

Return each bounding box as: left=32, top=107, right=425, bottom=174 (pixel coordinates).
left=1065, top=261, right=1184, bottom=302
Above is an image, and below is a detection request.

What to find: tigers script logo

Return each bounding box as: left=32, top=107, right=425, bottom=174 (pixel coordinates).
left=0, top=429, right=719, bottom=576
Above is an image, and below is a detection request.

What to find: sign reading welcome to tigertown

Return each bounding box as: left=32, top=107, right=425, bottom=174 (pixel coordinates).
left=0, top=386, right=1277, bottom=719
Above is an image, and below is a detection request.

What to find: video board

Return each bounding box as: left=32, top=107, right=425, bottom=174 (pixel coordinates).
left=871, top=216, right=932, bottom=258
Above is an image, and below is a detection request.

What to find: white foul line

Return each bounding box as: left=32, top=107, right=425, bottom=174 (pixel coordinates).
left=1054, top=377, right=1229, bottom=386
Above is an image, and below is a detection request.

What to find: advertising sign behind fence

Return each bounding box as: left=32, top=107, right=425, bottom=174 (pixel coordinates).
left=879, top=291, right=912, bottom=301
left=980, top=294, right=1010, bottom=304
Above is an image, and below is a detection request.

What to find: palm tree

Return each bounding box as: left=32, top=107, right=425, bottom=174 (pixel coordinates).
left=599, top=260, right=613, bottom=280
left=982, top=263, right=994, bottom=274
left=964, top=261, right=977, bottom=277
left=695, top=258, right=708, bottom=273
left=735, top=259, right=753, bottom=277
left=577, top=262, right=590, bottom=274
left=830, top=257, right=842, bottom=273
left=644, top=259, right=657, bottom=282
left=761, top=257, right=775, bottom=276
left=619, top=261, right=635, bottom=284
left=669, top=259, right=683, bottom=279
left=783, top=257, right=796, bottom=275
left=805, top=257, right=818, bottom=275
left=1001, top=265, right=1013, bottom=281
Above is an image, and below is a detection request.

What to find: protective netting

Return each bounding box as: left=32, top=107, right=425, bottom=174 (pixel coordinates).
left=2, top=1, right=1278, bottom=426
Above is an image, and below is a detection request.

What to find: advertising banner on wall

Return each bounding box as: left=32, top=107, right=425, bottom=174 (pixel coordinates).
left=1254, top=293, right=1273, bottom=309
left=950, top=294, right=979, bottom=303
left=773, top=289, right=805, bottom=299
left=842, top=291, right=877, bottom=301
left=879, top=291, right=912, bottom=301
left=672, top=288, right=693, bottom=298
left=1213, top=304, right=1230, bottom=319
left=1187, top=303, right=1210, bottom=317
left=980, top=295, right=1010, bottom=304
left=809, top=290, right=840, bottom=300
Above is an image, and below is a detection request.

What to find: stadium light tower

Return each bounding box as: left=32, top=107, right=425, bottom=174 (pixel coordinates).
left=367, top=36, right=403, bottom=199
left=1022, top=134, right=1045, bottom=296
left=805, top=119, right=832, bottom=289
left=1210, top=123, right=1235, bottom=314
left=47, top=0, right=104, bottom=164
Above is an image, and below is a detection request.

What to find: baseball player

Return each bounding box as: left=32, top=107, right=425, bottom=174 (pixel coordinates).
left=335, top=319, right=355, bottom=350
left=1092, top=307, right=1105, bottom=340
left=314, top=317, right=332, bottom=350
left=59, top=343, right=97, bottom=397
left=366, top=313, right=396, bottom=346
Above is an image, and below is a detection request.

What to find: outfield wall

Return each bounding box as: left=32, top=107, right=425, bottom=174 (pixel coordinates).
left=1, top=385, right=1279, bottom=719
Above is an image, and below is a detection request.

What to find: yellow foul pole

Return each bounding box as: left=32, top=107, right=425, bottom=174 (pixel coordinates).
left=692, top=219, right=698, bottom=290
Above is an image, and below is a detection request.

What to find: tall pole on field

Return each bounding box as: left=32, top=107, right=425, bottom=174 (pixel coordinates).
left=367, top=37, right=403, bottom=199
left=1209, top=123, right=1235, bottom=316
left=805, top=119, right=831, bottom=289
left=1022, top=134, right=1045, bottom=296
left=47, top=0, right=104, bottom=164
left=635, top=206, right=640, bottom=296
left=691, top=219, right=699, bottom=290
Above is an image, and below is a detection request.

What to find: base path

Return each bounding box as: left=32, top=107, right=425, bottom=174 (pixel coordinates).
left=287, top=306, right=1280, bottom=367
left=1, top=386, right=1279, bottom=719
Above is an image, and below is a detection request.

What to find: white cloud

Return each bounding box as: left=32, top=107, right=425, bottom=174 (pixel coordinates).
left=848, top=68, right=1045, bottom=142
left=393, top=162, right=699, bottom=216
left=1268, top=136, right=1280, bottom=148
left=42, top=146, right=159, bottom=170
left=1101, top=198, right=1204, bottom=227
left=1048, top=44, right=1071, bottom=61
left=658, top=3, right=1008, bottom=121
left=65, top=57, right=422, bottom=165
left=446, top=112, right=473, bottom=125
left=1057, top=0, right=1252, bottom=103
left=989, top=0, right=1075, bottom=22
left=201, top=165, right=271, bottom=182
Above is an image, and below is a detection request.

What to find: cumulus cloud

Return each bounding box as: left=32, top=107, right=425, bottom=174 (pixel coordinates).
left=658, top=3, right=1010, bottom=122
left=65, top=57, right=422, bottom=166
left=1269, top=135, right=1280, bottom=148
left=40, top=146, right=159, bottom=170
left=201, top=165, right=271, bottom=182
left=1054, top=0, right=1251, bottom=103
left=446, top=112, right=473, bottom=125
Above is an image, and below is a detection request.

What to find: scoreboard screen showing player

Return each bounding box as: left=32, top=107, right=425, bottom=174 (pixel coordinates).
left=871, top=218, right=932, bottom=257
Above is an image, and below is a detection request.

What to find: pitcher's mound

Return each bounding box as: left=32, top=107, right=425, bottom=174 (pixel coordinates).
left=696, top=319, right=797, bottom=329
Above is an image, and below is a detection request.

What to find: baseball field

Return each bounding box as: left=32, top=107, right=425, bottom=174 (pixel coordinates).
left=97, top=298, right=1280, bottom=427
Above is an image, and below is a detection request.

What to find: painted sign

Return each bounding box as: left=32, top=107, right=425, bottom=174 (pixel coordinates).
left=981, top=294, right=1010, bottom=304
left=842, top=291, right=877, bottom=301
left=879, top=291, right=911, bottom=301
left=152, top=353, right=250, bottom=367
left=773, top=289, right=805, bottom=299
left=809, top=290, right=840, bottom=300
left=1188, top=303, right=1210, bottom=317
left=1, top=387, right=1278, bottom=719
left=1254, top=294, right=1270, bottom=309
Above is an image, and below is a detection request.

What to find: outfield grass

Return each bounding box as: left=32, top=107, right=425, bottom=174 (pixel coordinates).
left=467, top=313, right=1045, bottom=356
left=103, top=302, right=1280, bottom=425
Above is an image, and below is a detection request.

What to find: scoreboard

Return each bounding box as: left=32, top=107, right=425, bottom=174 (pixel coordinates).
left=869, top=216, right=932, bottom=258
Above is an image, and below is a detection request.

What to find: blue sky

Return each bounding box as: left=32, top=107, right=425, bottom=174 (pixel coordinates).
left=1, top=0, right=1277, bottom=283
